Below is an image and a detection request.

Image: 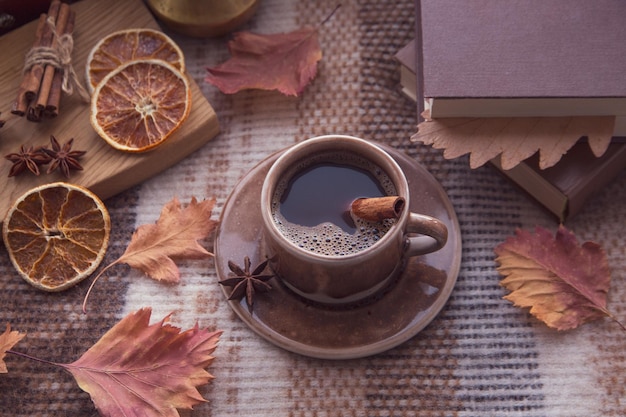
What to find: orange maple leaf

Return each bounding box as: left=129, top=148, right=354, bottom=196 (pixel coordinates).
left=495, top=225, right=624, bottom=331
left=0, top=324, right=26, bottom=373
left=411, top=112, right=615, bottom=169
left=205, top=27, right=322, bottom=96
left=83, top=197, right=217, bottom=311
left=116, top=196, right=217, bottom=282
left=61, top=308, right=221, bottom=417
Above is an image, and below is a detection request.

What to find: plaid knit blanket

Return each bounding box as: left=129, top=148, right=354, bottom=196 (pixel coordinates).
left=1, top=0, right=624, bottom=416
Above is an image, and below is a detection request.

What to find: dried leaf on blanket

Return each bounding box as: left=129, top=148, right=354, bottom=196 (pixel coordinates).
left=204, top=5, right=341, bottom=96
left=64, top=308, right=221, bottom=417
left=495, top=225, right=625, bottom=331
left=2, top=309, right=221, bottom=417
left=82, top=197, right=218, bottom=312
left=116, top=196, right=217, bottom=283
left=205, top=27, right=322, bottom=96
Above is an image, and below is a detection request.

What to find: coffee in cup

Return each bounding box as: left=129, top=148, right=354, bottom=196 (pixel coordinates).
left=271, top=150, right=398, bottom=256
left=260, top=135, right=448, bottom=305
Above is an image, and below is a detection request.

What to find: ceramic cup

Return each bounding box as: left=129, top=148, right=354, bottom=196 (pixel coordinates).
left=260, top=135, right=448, bottom=305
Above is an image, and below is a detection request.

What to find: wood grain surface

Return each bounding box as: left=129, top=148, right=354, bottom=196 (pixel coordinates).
left=0, top=0, right=219, bottom=223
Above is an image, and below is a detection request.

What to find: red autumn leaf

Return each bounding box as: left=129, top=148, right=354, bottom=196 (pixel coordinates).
left=495, top=225, right=624, bottom=331
left=0, top=324, right=26, bottom=373
left=61, top=308, right=221, bottom=417
left=205, top=27, right=322, bottom=96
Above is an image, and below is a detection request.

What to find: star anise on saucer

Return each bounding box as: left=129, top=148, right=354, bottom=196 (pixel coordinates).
left=42, top=135, right=86, bottom=178
left=219, top=256, right=274, bottom=313
left=5, top=145, right=52, bottom=177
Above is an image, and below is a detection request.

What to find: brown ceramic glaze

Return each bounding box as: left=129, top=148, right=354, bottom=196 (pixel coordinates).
left=214, top=140, right=462, bottom=359
left=260, top=135, right=448, bottom=305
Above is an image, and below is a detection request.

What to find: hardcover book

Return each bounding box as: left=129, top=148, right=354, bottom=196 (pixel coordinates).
left=395, top=38, right=626, bottom=136
left=414, top=0, right=626, bottom=120
left=490, top=140, right=626, bottom=221
left=396, top=40, right=418, bottom=103
left=395, top=37, right=626, bottom=221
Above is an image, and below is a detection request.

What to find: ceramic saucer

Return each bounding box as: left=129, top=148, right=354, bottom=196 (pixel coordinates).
left=214, top=144, right=461, bottom=359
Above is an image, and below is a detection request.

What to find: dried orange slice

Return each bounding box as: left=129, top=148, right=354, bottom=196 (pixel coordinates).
left=2, top=182, right=111, bottom=292
left=86, top=28, right=185, bottom=92
left=90, top=59, right=192, bottom=152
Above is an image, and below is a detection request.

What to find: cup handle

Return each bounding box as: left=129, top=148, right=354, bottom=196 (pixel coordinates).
left=404, top=213, right=448, bottom=257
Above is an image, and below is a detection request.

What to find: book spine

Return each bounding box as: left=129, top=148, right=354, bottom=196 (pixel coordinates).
left=414, top=0, right=425, bottom=122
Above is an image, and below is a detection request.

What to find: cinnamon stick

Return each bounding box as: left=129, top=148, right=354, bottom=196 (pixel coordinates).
left=350, top=196, right=405, bottom=222
left=11, top=14, right=47, bottom=116
left=12, top=1, right=62, bottom=118
left=45, top=9, right=75, bottom=118
left=35, top=1, right=71, bottom=112
left=28, top=1, right=60, bottom=96
left=26, top=105, right=42, bottom=122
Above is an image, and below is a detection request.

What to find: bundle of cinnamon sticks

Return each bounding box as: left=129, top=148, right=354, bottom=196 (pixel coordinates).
left=11, top=0, right=76, bottom=121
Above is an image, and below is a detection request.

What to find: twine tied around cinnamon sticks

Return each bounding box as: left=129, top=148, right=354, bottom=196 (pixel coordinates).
left=24, top=17, right=89, bottom=98
left=11, top=1, right=89, bottom=122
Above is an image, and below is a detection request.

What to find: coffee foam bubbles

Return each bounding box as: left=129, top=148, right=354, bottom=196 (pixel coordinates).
left=273, top=214, right=396, bottom=256
left=271, top=151, right=398, bottom=256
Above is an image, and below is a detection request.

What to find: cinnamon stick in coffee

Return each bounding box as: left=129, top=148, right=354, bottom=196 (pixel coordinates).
left=350, top=196, right=405, bottom=222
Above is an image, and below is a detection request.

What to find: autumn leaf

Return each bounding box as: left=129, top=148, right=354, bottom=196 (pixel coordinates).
left=1, top=310, right=221, bottom=416
left=83, top=197, right=217, bottom=311
left=59, top=308, right=221, bottom=417
left=205, top=27, right=322, bottom=96
left=116, top=197, right=217, bottom=282
left=205, top=5, right=341, bottom=96
left=495, top=225, right=624, bottom=331
left=0, top=324, right=26, bottom=373
left=411, top=111, right=615, bottom=169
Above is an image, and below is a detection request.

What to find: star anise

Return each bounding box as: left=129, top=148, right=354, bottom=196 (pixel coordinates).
left=219, top=256, right=274, bottom=313
left=5, top=145, right=52, bottom=177
left=42, top=135, right=86, bottom=178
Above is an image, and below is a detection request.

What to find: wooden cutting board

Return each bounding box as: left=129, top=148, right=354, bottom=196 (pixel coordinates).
left=0, top=0, right=220, bottom=223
